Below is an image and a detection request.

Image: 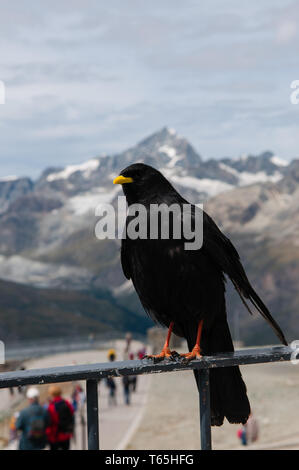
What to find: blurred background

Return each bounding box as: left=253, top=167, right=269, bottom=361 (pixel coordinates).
left=0, top=0, right=298, bottom=450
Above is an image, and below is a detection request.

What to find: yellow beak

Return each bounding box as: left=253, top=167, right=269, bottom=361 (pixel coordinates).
left=113, top=175, right=133, bottom=185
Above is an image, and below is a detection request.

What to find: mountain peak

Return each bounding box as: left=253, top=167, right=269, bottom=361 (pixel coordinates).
left=137, top=126, right=178, bottom=147
left=166, top=126, right=177, bottom=136
left=128, top=127, right=202, bottom=171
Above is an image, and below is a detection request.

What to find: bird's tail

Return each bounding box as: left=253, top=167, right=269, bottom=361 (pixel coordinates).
left=188, top=319, right=251, bottom=426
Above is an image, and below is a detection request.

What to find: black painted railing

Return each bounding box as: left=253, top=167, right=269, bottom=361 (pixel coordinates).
left=0, top=345, right=293, bottom=450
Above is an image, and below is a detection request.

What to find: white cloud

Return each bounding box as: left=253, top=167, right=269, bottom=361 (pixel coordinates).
left=276, top=20, right=297, bottom=44
left=0, top=1, right=298, bottom=178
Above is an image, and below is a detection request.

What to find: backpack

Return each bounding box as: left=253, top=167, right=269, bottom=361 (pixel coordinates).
left=27, top=409, right=47, bottom=444
left=54, top=400, right=74, bottom=434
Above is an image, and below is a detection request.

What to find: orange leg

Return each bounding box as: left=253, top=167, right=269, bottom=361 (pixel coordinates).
left=145, top=322, right=176, bottom=361
left=180, top=320, right=203, bottom=361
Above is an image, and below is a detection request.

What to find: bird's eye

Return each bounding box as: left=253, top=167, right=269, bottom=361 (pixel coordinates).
left=131, top=171, right=141, bottom=179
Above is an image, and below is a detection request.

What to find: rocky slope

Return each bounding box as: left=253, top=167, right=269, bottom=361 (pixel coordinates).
left=0, top=278, right=151, bottom=342
left=206, top=161, right=299, bottom=344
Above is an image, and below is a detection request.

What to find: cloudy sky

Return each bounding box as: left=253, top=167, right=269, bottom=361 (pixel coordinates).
left=0, top=1, right=298, bottom=178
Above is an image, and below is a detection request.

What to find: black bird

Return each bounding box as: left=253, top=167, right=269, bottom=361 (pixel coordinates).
left=113, top=163, right=287, bottom=426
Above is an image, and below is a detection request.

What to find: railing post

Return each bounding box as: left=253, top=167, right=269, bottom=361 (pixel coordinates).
left=86, top=379, right=99, bottom=450
left=199, top=369, right=212, bottom=450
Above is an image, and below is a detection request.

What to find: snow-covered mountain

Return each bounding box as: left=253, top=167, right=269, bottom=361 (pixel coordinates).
left=0, top=127, right=299, bottom=344
left=0, top=127, right=294, bottom=291
left=32, top=127, right=290, bottom=202
left=205, top=159, right=299, bottom=345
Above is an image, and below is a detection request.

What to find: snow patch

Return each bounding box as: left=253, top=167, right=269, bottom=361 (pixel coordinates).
left=167, top=127, right=177, bottom=136
left=169, top=174, right=234, bottom=197
left=270, top=155, right=289, bottom=167
left=47, top=159, right=100, bottom=182
left=219, top=163, right=283, bottom=186
left=68, top=186, right=120, bottom=215
left=0, top=175, right=19, bottom=182
left=159, top=145, right=183, bottom=168
left=159, top=145, right=176, bottom=158
left=219, top=163, right=240, bottom=177
left=238, top=170, right=282, bottom=186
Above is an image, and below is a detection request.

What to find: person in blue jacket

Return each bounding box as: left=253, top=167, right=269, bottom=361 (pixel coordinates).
left=16, top=387, right=49, bottom=450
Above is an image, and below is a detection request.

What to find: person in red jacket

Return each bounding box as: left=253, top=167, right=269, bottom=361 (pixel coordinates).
left=46, top=385, right=74, bottom=450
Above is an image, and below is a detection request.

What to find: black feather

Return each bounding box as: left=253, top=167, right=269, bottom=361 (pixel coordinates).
left=117, top=162, right=287, bottom=426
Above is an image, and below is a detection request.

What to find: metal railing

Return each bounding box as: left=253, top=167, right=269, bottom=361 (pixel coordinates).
left=0, top=345, right=293, bottom=450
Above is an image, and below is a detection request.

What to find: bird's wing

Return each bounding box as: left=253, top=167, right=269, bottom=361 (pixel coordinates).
left=121, top=238, right=132, bottom=280
left=201, top=210, right=287, bottom=345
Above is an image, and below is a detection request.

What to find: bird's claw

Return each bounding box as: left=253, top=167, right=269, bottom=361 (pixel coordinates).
left=179, top=346, right=202, bottom=364
left=181, top=355, right=202, bottom=365
left=144, top=349, right=179, bottom=363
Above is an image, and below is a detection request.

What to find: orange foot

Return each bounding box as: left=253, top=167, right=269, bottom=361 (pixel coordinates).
left=180, top=345, right=202, bottom=363
left=145, top=347, right=178, bottom=363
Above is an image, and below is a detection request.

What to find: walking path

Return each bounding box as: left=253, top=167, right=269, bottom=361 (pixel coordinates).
left=2, top=340, right=150, bottom=450
left=4, top=344, right=297, bottom=450
left=128, top=359, right=299, bottom=450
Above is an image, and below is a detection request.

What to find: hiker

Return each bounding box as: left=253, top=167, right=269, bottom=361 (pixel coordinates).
left=128, top=353, right=137, bottom=392
left=71, top=384, right=85, bottom=412
left=137, top=346, right=146, bottom=360
left=46, top=385, right=74, bottom=450
left=237, top=413, right=259, bottom=446
left=122, top=376, right=131, bottom=405
left=129, top=375, right=137, bottom=392
left=123, top=333, right=132, bottom=360
left=237, top=425, right=247, bottom=446
left=106, top=377, right=117, bottom=406
left=245, top=413, right=259, bottom=444
left=15, top=387, right=49, bottom=450
left=17, top=366, right=27, bottom=396
left=125, top=332, right=132, bottom=352
left=9, top=412, right=19, bottom=442
left=107, top=348, right=116, bottom=362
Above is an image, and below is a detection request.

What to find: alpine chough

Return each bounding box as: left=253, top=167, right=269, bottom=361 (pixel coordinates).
left=113, top=163, right=287, bottom=426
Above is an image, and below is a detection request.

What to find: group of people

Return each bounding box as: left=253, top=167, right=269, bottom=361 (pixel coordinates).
left=10, top=338, right=145, bottom=449
left=11, top=384, right=76, bottom=450
left=105, top=344, right=146, bottom=407
left=105, top=374, right=137, bottom=407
